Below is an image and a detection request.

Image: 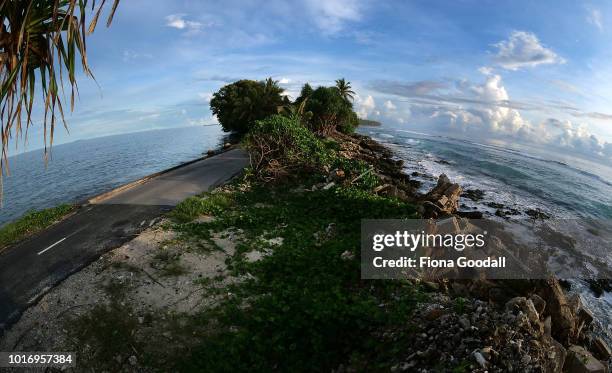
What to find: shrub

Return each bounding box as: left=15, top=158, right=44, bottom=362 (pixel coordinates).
left=244, top=115, right=333, bottom=181
left=210, top=78, right=288, bottom=133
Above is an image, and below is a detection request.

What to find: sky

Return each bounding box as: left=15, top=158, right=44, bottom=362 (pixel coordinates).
left=11, top=0, right=612, bottom=166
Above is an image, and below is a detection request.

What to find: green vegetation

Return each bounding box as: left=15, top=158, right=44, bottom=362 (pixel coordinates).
left=166, top=176, right=421, bottom=371
left=0, top=204, right=75, bottom=250
left=299, top=84, right=359, bottom=134
left=210, top=78, right=361, bottom=136
left=171, top=192, right=234, bottom=223
left=244, top=115, right=335, bottom=180
left=244, top=115, right=380, bottom=188
left=359, top=118, right=382, bottom=126
left=210, top=78, right=288, bottom=133
left=335, top=78, right=356, bottom=101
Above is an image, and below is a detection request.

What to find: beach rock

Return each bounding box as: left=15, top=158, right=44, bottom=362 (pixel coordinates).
left=539, top=279, right=576, bottom=345
left=223, top=142, right=232, bottom=149
left=525, top=208, right=551, bottom=219
left=462, top=189, right=485, bottom=202
left=206, top=149, right=215, bottom=156
left=564, top=345, right=607, bottom=373
left=585, top=279, right=612, bottom=298
left=374, top=184, right=409, bottom=201
left=455, top=210, right=483, bottom=219
left=544, top=336, right=567, bottom=372
left=495, top=208, right=521, bottom=219
left=422, top=174, right=462, bottom=218
left=472, top=350, right=487, bottom=369
left=529, top=294, right=547, bottom=315
left=592, top=337, right=612, bottom=360
left=505, top=297, right=542, bottom=333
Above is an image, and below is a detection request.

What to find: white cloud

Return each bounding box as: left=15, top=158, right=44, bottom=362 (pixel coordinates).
left=304, top=0, right=363, bottom=34
left=355, top=94, right=378, bottom=118
left=478, top=66, right=493, bottom=76
left=165, top=14, right=205, bottom=35
left=383, top=100, right=396, bottom=111
left=494, top=31, right=565, bottom=70
left=278, top=77, right=291, bottom=84
left=373, top=71, right=610, bottom=161
left=122, top=49, right=153, bottom=62
left=587, top=8, right=604, bottom=31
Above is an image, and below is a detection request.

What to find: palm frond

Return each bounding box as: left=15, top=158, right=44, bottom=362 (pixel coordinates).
left=0, top=0, right=119, bottom=199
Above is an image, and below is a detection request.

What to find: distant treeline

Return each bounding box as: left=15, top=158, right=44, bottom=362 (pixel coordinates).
left=358, top=119, right=382, bottom=127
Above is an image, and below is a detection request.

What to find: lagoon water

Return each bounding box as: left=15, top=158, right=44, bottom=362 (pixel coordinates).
left=0, top=126, right=226, bottom=227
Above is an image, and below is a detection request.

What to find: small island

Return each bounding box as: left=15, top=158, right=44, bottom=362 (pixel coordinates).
left=359, top=118, right=382, bottom=127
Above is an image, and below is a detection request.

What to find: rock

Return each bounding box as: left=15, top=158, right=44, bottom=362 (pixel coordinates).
left=544, top=336, right=567, bottom=373
left=373, top=184, right=409, bottom=201
left=461, top=189, right=485, bottom=202
left=505, top=297, right=541, bottom=328
left=206, top=149, right=215, bottom=156
left=592, top=337, right=612, bottom=360
left=578, top=307, right=594, bottom=326
left=340, top=250, right=354, bottom=261
left=322, top=182, right=335, bottom=190
left=521, top=354, right=532, bottom=365
left=487, top=202, right=505, bottom=209
left=421, top=174, right=462, bottom=217
left=458, top=316, right=471, bottom=330
left=585, top=279, right=612, bottom=298
left=564, top=345, right=607, bottom=373
left=540, top=279, right=576, bottom=344
left=455, top=210, right=483, bottom=219
left=472, top=351, right=488, bottom=369
left=544, top=316, right=552, bottom=336
left=223, top=142, right=232, bottom=149
left=529, top=294, right=547, bottom=315
left=525, top=208, right=550, bottom=219
left=128, top=355, right=138, bottom=366
left=424, top=307, right=446, bottom=321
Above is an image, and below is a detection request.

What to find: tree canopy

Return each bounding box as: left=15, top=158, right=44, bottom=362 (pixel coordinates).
left=303, top=85, right=358, bottom=135
left=210, top=78, right=287, bottom=133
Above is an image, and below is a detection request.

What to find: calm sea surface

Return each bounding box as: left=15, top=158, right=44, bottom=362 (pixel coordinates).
left=0, top=126, right=226, bottom=227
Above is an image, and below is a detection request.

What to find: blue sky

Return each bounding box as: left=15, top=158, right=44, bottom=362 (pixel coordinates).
left=14, top=0, right=612, bottom=164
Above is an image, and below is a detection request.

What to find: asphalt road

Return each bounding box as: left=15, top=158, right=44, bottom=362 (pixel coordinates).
left=0, top=148, right=249, bottom=333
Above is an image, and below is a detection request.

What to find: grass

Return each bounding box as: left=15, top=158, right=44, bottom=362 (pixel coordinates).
left=165, top=180, right=426, bottom=372
left=0, top=204, right=75, bottom=251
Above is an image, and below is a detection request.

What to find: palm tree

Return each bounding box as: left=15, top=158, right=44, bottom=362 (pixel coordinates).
left=335, top=78, right=355, bottom=101
left=261, top=77, right=285, bottom=115
left=0, top=0, right=119, bottom=185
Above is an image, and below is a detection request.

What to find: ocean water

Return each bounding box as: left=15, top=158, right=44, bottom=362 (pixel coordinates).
left=362, top=128, right=612, bottom=220
left=0, top=126, right=227, bottom=227
left=361, top=126, right=612, bottom=340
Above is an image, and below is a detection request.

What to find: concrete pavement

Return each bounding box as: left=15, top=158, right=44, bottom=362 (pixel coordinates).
left=0, top=148, right=249, bottom=333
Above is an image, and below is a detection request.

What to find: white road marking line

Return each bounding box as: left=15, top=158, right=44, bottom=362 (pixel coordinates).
left=35, top=224, right=91, bottom=256
left=37, top=237, right=67, bottom=255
